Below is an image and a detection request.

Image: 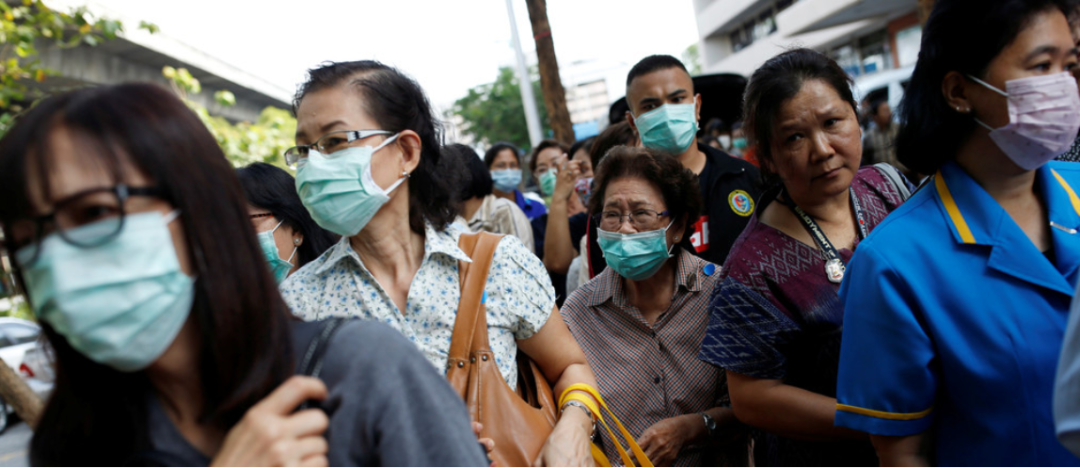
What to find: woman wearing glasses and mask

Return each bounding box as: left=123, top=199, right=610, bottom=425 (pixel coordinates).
left=834, top=0, right=1080, bottom=465
left=696, top=48, right=912, bottom=467
left=559, top=146, right=746, bottom=467
left=279, top=60, right=601, bottom=466
left=0, top=84, right=487, bottom=466
left=237, top=162, right=339, bottom=283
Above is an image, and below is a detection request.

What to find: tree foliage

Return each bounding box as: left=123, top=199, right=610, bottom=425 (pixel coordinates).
left=450, top=66, right=548, bottom=150
left=0, top=0, right=157, bottom=134
left=162, top=66, right=296, bottom=168
left=682, top=43, right=703, bottom=76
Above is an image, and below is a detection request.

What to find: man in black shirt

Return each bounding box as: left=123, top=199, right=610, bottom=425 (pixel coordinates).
left=621, top=55, right=760, bottom=266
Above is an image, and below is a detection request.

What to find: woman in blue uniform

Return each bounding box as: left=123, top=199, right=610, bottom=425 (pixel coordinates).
left=833, top=0, right=1080, bottom=465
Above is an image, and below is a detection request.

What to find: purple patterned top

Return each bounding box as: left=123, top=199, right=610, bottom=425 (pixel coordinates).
left=698, top=166, right=906, bottom=466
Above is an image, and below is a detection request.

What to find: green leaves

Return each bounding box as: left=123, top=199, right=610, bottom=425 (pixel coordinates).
left=450, top=66, right=548, bottom=150
left=0, top=1, right=157, bottom=138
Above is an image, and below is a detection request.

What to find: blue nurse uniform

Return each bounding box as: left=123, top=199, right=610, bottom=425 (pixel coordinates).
left=834, top=160, right=1080, bottom=466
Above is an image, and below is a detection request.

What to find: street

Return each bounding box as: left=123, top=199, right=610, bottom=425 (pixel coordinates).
left=0, top=422, right=29, bottom=467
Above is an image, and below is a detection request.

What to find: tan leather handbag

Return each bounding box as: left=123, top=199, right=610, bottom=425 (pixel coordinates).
left=448, top=232, right=558, bottom=467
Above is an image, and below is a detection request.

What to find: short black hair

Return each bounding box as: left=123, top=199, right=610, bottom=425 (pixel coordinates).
left=589, top=121, right=638, bottom=170
left=294, top=60, right=459, bottom=233
left=483, top=142, right=521, bottom=168
left=237, top=163, right=340, bottom=267
left=897, top=0, right=1074, bottom=174
left=444, top=143, right=493, bottom=201
left=626, top=55, right=690, bottom=87
left=569, top=137, right=596, bottom=159
left=743, top=48, right=857, bottom=188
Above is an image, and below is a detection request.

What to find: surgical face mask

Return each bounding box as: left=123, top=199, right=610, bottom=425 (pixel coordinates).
left=16, top=210, right=195, bottom=372
left=538, top=168, right=557, bottom=196
left=633, top=97, right=699, bottom=155
left=968, top=73, right=1080, bottom=170
left=491, top=169, right=522, bottom=193
left=732, top=137, right=748, bottom=150
left=257, top=219, right=296, bottom=283
left=295, top=134, right=403, bottom=236
left=597, top=221, right=675, bottom=281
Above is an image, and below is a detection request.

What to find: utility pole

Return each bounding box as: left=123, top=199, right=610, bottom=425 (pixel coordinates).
left=525, top=0, right=575, bottom=146
left=505, top=0, right=543, bottom=147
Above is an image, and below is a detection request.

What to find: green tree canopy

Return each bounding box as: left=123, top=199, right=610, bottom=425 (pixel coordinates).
left=450, top=66, right=548, bottom=150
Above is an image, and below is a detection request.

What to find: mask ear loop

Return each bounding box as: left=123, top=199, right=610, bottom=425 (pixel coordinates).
left=965, top=75, right=1009, bottom=132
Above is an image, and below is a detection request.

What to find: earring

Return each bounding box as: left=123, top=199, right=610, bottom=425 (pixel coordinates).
left=293, top=238, right=301, bottom=246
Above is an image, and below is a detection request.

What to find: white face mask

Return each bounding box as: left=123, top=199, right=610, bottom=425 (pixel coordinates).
left=968, top=72, right=1080, bottom=170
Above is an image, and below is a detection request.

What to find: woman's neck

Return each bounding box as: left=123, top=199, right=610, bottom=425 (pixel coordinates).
left=955, top=135, right=1038, bottom=206
left=492, top=188, right=515, bottom=203
left=786, top=186, right=851, bottom=226
left=462, top=197, right=484, bottom=221
left=623, top=256, right=677, bottom=325
left=146, top=319, right=224, bottom=455
left=350, top=192, right=426, bottom=285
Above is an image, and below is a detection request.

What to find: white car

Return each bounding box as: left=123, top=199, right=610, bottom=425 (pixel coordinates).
left=0, top=318, right=54, bottom=433
left=853, top=65, right=915, bottom=118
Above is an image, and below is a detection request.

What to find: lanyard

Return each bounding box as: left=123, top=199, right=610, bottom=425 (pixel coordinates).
left=787, top=187, right=868, bottom=283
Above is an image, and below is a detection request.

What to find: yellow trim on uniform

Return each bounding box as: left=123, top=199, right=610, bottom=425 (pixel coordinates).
left=836, top=403, right=933, bottom=421
left=1051, top=169, right=1080, bottom=218
left=935, top=171, right=976, bottom=244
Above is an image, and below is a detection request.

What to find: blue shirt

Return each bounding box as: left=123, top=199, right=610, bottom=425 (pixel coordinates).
left=514, top=189, right=547, bottom=220
left=835, top=161, right=1080, bottom=466
left=1056, top=281, right=1080, bottom=457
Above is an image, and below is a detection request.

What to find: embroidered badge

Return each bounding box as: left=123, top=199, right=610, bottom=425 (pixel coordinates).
left=728, top=190, right=754, bottom=217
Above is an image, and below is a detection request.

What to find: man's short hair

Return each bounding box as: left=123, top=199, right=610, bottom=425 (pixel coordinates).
left=626, top=55, right=690, bottom=87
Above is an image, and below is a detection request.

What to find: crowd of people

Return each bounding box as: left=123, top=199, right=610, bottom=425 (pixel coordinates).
left=1, top=0, right=1080, bottom=466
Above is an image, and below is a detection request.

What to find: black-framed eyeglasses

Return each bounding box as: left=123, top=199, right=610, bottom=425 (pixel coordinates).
left=594, top=209, right=670, bottom=231
left=283, top=130, right=392, bottom=168
left=5, top=184, right=165, bottom=267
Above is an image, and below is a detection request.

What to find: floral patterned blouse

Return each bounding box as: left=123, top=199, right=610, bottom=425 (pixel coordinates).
left=281, top=222, right=556, bottom=388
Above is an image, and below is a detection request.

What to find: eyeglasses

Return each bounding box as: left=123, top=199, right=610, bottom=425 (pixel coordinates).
left=5, top=184, right=164, bottom=266
left=595, top=209, right=670, bottom=231
left=284, top=130, right=392, bottom=168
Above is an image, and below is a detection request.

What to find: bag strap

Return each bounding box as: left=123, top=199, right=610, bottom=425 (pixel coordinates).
left=449, top=232, right=504, bottom=363
left=872, top=162, right=912, bottom=202
left=296, top=317, right=348, bottom=410
left=561, top=384, right=654, bottom=467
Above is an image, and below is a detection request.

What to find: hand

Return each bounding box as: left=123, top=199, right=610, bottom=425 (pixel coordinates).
left=533, top=406, right=594, bottom=467
left=473, top=422, right=496, bottom=467
left=636, top=415, right=699, bottom=467
left=211, top=376, right=330, bottom=467
left=553, top=156, right=581, bottom=203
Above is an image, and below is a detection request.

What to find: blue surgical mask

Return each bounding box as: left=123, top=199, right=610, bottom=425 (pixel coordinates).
left=597, top=221, right=674, bottom=281
left=295, top=134, right=404, bottom=237
left=16, top=210, right=195, bottom=372
left=257, top=219, right=297, bottom=283
left=491, top=169, right=522, bottom=193
left=634, top=97, right=699, bottom=155
left=732, top=137, right=748, bottom=150
left=539, top=168, right=558, bottom=196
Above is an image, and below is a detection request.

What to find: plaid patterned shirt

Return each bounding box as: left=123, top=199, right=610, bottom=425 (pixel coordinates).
left=561, top=249, right=743, bottom=466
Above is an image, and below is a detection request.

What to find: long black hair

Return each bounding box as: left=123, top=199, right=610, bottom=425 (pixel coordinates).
left=293, top=60, right=458, bottom=234
left=896, top=0, right=1075, bottom=174
left=0, top=84, right=295, bottom=465
left=237, top=162, right=339, bottom=266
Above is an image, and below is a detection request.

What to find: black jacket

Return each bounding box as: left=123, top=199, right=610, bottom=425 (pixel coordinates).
left=587, top=144, right=761, bottom=277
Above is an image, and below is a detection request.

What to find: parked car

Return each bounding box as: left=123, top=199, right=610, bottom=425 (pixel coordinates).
left=0, top=318, right=54, bottom=433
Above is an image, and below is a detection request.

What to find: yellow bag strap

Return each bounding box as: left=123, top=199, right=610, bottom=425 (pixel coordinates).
left=560, top=384, right=654, bottom=467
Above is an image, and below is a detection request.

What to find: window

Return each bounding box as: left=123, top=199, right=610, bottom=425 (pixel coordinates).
left=728, top=0, right=795, bottom=52
left=859, top=31, right=892, bottom=75
left=830, top=45, right=861, bottom=77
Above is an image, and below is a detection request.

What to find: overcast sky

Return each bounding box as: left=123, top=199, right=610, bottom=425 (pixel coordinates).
left=72, top=0, right=700, bottom=109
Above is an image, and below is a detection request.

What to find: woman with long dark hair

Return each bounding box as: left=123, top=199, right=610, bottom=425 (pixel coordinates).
left=834, top=0, right=1080, bottom=465
left=0, top=83, right=486, bottom=466
left=237, top=162, right=339, bottom=281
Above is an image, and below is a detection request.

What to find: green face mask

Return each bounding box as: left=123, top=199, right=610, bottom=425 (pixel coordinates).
left=597, top=221, right=674, bottom=281
left=539, top=168, right=558, bottom=196
left=633, top=97, right=699, bottom=155
left=257, top=219, right=296, bottom=283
